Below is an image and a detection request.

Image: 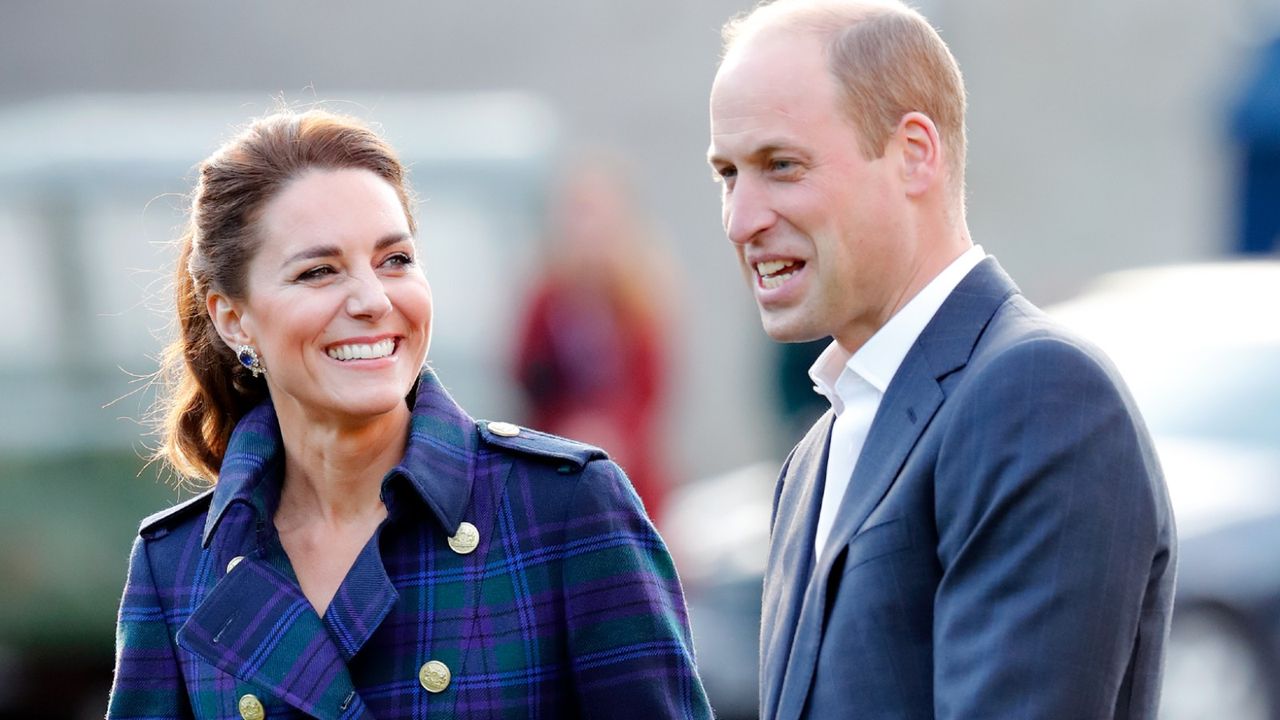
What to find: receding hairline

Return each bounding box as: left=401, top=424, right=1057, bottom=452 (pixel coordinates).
left=715, top=0, right=969, bottom=198
left=720, top=0, right=915, bottom=59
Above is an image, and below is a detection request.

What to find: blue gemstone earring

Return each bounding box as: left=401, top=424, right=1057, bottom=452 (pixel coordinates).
left=236, top=345, right=265, bottom=378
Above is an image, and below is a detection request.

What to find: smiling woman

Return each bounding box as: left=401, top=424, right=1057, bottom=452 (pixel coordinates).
left=107, top=109, right=712, bottom=720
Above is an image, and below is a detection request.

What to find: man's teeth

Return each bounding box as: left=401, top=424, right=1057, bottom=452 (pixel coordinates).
left=761, top=271, right=796, bottom=289
left=756, top=260, right=791, bottom=276
left=327, top=339, right=395, bottom=361
left=756, top=259, right=799, bottom=289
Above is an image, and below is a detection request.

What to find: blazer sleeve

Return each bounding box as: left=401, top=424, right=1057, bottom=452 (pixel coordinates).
left=561, top=460, right=713, bottom=719
left=932, top=336, right=1174, bottom=719
left=107, top=535, right=193, bottom=719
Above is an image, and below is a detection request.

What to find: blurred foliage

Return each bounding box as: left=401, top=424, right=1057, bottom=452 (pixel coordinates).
left=0, top=451, right=183, bottom=649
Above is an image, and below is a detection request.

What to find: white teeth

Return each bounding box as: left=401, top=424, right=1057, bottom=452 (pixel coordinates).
left=327, top=338, right=395, bottom=361
left=756, top=260, right=791, bottom=276
left=761, top=271, right=796, bottom=289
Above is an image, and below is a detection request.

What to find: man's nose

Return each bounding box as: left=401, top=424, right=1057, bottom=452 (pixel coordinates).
left=346, top=271, right=393, bottom=319
left=724, top=176, right=776, bottom=246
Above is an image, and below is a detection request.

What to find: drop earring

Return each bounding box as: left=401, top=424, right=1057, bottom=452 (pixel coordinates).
left=237, top=345, right=266, bottom=378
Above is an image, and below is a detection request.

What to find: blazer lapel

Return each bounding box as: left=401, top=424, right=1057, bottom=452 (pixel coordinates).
left=178, top=557, right=372, bottom=720
left=773, top=353, right=944, bottom=720
left=761, top=414, right=833, bottom=720
left=773, top=257, right=1019, bottom=720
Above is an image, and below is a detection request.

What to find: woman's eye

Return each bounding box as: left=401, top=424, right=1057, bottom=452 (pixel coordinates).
left=383, top=252, right=414, bottom=268
left=297, top=266, right=335, bottom=281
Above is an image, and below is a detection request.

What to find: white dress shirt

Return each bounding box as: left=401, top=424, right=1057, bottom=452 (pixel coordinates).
left=809, top=245, right=986, bottom=554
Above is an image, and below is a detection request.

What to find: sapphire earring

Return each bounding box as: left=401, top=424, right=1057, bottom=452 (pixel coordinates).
left=237, top=345, right=265, bottom=378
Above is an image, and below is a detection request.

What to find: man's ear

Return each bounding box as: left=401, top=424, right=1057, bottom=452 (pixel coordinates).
left=895, top=111, right=942, bottom=197
left=207, top=291, right=252, bottom=350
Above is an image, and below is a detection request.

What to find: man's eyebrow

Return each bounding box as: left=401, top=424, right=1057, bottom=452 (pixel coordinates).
left=280, top=233, right=413, bottom=268
left=708, top=141, right=800, bottom=166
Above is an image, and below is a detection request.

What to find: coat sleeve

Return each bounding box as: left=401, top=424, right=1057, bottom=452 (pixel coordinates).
left=561, top=460, right=713, bottom=719
left=107, top=535, right=193, bottom=719
left=932, top=336, right=1175, bottom=719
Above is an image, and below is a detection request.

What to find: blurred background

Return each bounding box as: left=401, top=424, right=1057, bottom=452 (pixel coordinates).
left=2, top=0, right=1279, bottom=717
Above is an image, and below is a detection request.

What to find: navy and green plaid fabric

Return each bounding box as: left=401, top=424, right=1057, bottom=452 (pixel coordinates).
left=108, top=369, right=712, bottom=719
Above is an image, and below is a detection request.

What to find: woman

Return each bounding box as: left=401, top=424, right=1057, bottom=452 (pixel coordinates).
left=108, top=109, right=712, bottom=719
left=515, top=157, right=674, bottom=521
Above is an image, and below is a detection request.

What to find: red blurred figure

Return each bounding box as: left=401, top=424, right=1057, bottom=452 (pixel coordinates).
left=514, top=157, right=672, bottom=521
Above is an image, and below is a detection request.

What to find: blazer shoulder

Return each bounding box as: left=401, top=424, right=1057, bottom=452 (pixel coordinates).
left=475, top=420, right=608, bottom=473
left=137, top=488, right=214, bottom=541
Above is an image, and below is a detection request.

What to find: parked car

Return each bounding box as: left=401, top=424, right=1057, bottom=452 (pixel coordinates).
left=666, top=260, right=1280, bottom=720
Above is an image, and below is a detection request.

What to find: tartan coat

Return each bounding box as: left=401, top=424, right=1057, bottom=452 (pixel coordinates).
left=108, top=369, right=712, bottom=719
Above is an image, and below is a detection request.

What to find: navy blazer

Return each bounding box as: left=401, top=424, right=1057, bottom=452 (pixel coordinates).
left=760, top=258, right=1176, bottom=719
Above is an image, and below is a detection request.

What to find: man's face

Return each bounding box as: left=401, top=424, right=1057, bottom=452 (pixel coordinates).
left=709, top=30, right=920, bottom=351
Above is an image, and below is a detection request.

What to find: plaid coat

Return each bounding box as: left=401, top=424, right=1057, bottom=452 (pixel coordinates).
left=108, top=370, right=711, bottom=719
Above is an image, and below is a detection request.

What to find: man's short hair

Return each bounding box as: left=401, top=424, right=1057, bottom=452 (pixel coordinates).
left=722, top=0, right=968, bottom=193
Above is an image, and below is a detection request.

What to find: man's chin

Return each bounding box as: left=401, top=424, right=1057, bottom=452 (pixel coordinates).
left=760, top=315, right=825, bottom=344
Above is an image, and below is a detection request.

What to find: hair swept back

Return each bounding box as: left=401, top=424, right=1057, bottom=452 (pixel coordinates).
left=721, top=0, right=967, bottom=194
left=152, top=108, right=416, bottom=485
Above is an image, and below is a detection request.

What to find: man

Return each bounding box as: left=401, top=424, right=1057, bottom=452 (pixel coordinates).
left=706, top=2, right=1176, bottom=718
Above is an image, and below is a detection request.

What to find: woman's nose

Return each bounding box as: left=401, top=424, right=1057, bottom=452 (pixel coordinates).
left=346, top=272, right=393, bottom=319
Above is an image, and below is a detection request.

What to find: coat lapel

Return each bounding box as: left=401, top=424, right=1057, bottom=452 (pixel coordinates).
left=178, top=558, right=372, bottom=720
left=772, top=257, right=1019, bottom=720
left=760, top=413, right=833, bottom=720
left=176, top=367, right=491, bottom=720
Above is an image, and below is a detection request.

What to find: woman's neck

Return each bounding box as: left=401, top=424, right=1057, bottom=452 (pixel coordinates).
left=271, top=400, right=411, bottom=532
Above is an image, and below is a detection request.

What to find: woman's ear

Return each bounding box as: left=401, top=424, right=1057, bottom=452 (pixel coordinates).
left=207, top=291, right=250, bottom=350
left=896, top=111, right=942, bottom=197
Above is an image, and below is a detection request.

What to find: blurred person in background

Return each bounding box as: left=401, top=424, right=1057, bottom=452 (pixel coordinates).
left=514, top=156, right=674, bottom=521
left=108, top=109, right=711, bottom=719
left=1231, top=33, right=1280, bottom=255
left=706, top=1, right=1176, bottom=718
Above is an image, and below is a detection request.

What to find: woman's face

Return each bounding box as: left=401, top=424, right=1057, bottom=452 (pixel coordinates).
left=215, top=168, right=432, bottom=425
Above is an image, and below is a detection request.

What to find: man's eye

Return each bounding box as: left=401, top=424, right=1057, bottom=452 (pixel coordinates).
left=771, top=159, right=796, bottom=172
left=714, top=166, right=737, bottom=182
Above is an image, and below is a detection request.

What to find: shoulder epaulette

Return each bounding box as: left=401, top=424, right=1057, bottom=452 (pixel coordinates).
left=138, top=488, right=215, bottom=539
left=475, top=420, right=608, bottom=472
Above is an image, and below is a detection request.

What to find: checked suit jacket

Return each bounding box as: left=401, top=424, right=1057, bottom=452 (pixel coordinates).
left=760, top=258, right=1177, bottom=720
left=108, top=369, right=711, bottom=719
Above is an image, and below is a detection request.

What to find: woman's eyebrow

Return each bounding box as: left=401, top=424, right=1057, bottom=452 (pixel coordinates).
left=280, top=234, right=411, bottom=269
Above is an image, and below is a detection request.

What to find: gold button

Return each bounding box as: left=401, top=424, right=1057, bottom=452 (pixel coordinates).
left=238, top=693, right=265, bottom=720
left=227, top=556, right=245, bottom=573
left=419, top=660, right=451, bottom=693
left=448, top=522, right=480, bottom=555
left=488, top=421, right=521, bottom=437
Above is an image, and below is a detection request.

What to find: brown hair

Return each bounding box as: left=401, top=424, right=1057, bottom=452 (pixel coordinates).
left=722, top=0, right=967, bottom=195
left=154, top=109, right=416, bottom=484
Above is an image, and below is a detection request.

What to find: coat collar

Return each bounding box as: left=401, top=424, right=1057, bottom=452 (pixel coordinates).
left=182, top=367, right=477, bottom=719
left=202, top=367, right=478, bottom=548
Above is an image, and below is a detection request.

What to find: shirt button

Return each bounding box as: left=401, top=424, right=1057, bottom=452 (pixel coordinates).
left=227, top=556, right=245, bottom=573
left=419, top=660, right=451, bottom=693
left=487, top=421, right=521, bottom=437
left=448, top=522, right=480, bottom=555
left=238, top=693, right=265, bottom=720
